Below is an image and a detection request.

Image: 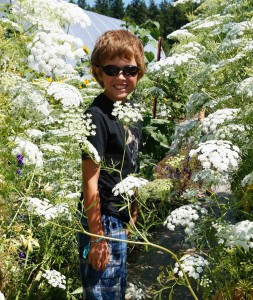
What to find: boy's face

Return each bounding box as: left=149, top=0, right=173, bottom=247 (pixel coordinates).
left=98, top=56, right=138, bottom=102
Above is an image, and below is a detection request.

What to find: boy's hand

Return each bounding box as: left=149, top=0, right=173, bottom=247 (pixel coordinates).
left=88, top=240, right=110, bottom=271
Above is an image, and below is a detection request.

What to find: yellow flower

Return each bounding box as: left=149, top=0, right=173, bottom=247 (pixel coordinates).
left=83, top=79, right=89, bottom=85
left=46, top=77, right=53, bottom=82
left=82, top=46, right=90, bottom=54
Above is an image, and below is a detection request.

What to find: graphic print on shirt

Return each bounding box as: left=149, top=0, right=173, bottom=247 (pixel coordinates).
left=125, top=126, right=139, bottom=173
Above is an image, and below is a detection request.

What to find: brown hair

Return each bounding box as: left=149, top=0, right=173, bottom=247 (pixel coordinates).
left=91, top=29, right=145, bottom=87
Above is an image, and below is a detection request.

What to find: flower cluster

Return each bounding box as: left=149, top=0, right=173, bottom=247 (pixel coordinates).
left=81, top=140, right=101, bottom=164
left=126, top=283, right=145, bottom=300
left=148, top=53, right=196, bottom=75
left=241, top=171, right=253, bottom=188
left=63, top=110, right=96, bottom=144
left=26, top=197, right=71, bottom=220
left=11, top=0, right=91, bottom=31
left=47, top=82, right=83, bottom=108
left=213, top=124, right=246, bottom=141
left=236, top=77, right=253, bottom=98
left=40, top=144, right=64, bottom=155
left=189, top=140, right=240, bottom=173
left=180, top=189, right=203, bottom=203
left=173, top=254, right=209, bottom=280
left=202, top=109, right=240, bottom=134
left=27, top=30, right=85, bottom=77
left=112, top=102, right=144, bottom=125
left=164, top=203, right=208, bottom=234
left=167, top=29, right=196, bottom=42
left=42, top=269, right=66, bottom=289
left=25, top=129, right=44, bottom=140
left=213, top=220, right=253, bottom=252
left=11, top=137, right=44, bottom=167
left=112, top=175, right=149, bottom=197
left=9, top=80, right=50, bottom=120
left=0, top=291, right=5, bottom=300
left=173, top=0, right=205, bottom=6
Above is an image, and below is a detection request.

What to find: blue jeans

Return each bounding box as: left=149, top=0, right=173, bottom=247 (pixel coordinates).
left=78, top=214, right=127, bottom=300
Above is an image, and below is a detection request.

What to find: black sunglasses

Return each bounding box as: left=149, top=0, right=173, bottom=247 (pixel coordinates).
left=99, top=65, right=140, bottom=77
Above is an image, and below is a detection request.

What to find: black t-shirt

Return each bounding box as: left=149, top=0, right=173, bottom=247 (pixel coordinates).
left=82, top=93, right=142, bottom=222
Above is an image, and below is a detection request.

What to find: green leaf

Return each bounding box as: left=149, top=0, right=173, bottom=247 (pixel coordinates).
left=145, top=51, right=155, bottom=63
left=71, top=287, right=83, bottom=295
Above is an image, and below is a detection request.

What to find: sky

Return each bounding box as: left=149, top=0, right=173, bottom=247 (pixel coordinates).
left=86, top=0, right=164, bottom=6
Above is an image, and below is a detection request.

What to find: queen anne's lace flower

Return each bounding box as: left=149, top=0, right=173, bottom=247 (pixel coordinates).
left=164, top=203, right=208, bottom=234
left=81, top=140, right=101, bottom=164
left=112, top=102, right=144, bottom=125
left=167, top=29, right=196, bottom=41
left=12, top=0, right=91, bottom=31
left=0, top=291, right=5, bottom=300
left=213, top=220, right=253, bottom=252
left=27, top=30, right=85, bottom=77
left=189, top=140, right=240, bottom=173
left=26, top=197, right=72, bottom=220
left=47, top=82, right=83, bottom=108
left=148, top=53, right=196, bottom=74
left=112, top=176, right=149, bottom=197
left=202, top=109, right=240, bottom=133
left=11, top=137, right=44, bottom=167
left=40, top=144, right=64, bottom=155
left=63, top=109, right=96, bottom=143
left=236, top=77, right=253, bottom=98
left=25, top=129, right=44, bottom=139
left=241, top=171, right=253, bottom=188
left=173, top=254, right=209, bottom=280
left=9, top=80, right=50, bottom=120
left=42, top=269, right=66, bottom=289
left=173, top=0, right=204, bottom=6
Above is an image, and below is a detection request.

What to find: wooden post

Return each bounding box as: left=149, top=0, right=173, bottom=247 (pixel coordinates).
left=152, top=37, right=163, bottom=119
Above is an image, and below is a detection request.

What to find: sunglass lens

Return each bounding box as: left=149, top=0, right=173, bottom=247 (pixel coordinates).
left=124, top=66, right=139, bottom=76
left=102, top=66, right=119, bottom=76
left=101, top=65, right=139, bottom=76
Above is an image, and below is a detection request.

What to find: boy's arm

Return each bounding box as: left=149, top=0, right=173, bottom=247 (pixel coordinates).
left=82, top=158, right=110, bottom=271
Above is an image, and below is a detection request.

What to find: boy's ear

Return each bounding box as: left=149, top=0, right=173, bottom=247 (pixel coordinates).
left=94, top=66, right=104, bottom=87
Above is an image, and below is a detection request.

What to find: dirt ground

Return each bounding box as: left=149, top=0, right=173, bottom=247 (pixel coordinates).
left=126, top=226, right=197, bottom=300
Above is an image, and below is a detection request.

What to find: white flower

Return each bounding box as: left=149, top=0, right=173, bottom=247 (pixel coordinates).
left=112, top=176, right=149, bottom=197
left=47, top=82, right=83, bottom=108
left=11, top=137, right=44, bottom=167
left=42, top=269, right=66, bottom=289
left=236, top=77, right=253, bottom=98
left=25, top=129, right=44, bottom=139
left=241, top=171, right=253, bottom=188
left=112, top=102, right=144, bottom=125
left=174, top=254, right=209, bottom=280
left=167, top=29, right=196, bottom=41
left=202, top=109, right=240, bottom=134
left=26, top=197, right=72, bottom=221
left=126, top=283, right=145, bottom=300
left=189, top=140, right=241, bottom=173
left=27, top=30, right=86, bottom=77
left=12, top=0, right=91, bottom=31
left=164, top=203, right=208, bottom=235
left=40, top=144, right=64, bottom=155
left=81, top=140, right=101, bottom=164
left=9, top=80, right=50, bottom=120
left=0, top=291, right=5, bottom=300
left=63, top=109, right=96, bottom=144
left=214, top=220, right=253, bottom=252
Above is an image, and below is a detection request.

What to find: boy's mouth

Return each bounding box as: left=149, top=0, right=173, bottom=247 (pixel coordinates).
left=114, top=84, right=127, bottom=90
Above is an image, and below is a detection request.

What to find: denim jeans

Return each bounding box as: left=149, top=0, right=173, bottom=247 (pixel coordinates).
left=78, top=214, right=127, bottom=300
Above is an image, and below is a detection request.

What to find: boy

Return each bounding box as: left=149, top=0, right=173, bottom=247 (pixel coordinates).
left=78, top=29, right=145, bottom=300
